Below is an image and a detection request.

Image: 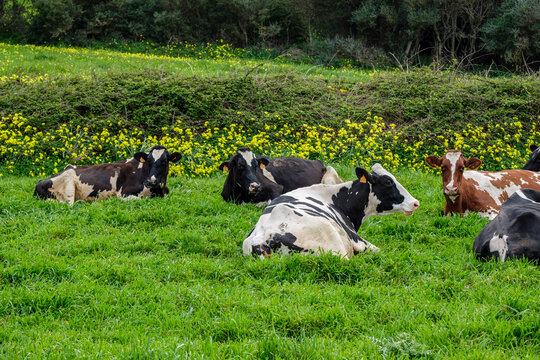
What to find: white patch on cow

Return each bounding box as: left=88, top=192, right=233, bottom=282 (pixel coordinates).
left=262, top=168, right=277, bottom=183
left=447, top=194, right=458, bottom=203
left=47, top=169, right=98, bottom=205
left=150, top=148, right=165, bottom=161
left=362, top=191, right=382, bottom=222
left=138, top=162, right=144, bottom=169
left=464, top=171, right=523, bottom=206
left=95, top=171, right=121, bottom=200
left=244, top=192, right=361, bottom=259
left=371, top=163, right=419, bottom=214
left=489, top=234, right=508, bottom=262
left=444, top=151, right=461, bottom=189
left=239, top=149, right=256, bottom=166
left=321, top=166, right=343, bottom=184
left=126, top=158, right=134, bottom=163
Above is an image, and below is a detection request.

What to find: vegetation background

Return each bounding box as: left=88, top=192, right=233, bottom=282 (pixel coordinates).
left=0, top=1, right=539, bottom=358
left=1, top=0, right=539, bottom=70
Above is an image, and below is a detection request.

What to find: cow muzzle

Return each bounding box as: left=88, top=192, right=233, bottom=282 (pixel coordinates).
left=403, top=200, right=420, bottom=215
left=444, top=186, right=459, bottom=196
left=145, top=178, right=164, bottom=189
left=248, top=182, right=261, bottom=194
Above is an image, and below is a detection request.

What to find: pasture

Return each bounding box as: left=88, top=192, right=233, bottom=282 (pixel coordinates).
left=0, top=169, right=539, bottom=359
left=0, top=41, right=539, bottom=359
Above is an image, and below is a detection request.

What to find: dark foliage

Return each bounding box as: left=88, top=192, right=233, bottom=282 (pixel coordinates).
left=0, top=0, right=538, bottom=68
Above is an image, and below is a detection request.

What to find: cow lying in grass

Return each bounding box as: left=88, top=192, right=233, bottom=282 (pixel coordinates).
left=425, top=150, right=540, bottom=219
left=243, top=164, right=419, bottom=259
left=523, top=144, right=540, bottom=171
left=219, top=147, right=342, bottom=204
left=34, top=146, right=181, bottom=205
left=473, top=189, right=540, bottom=263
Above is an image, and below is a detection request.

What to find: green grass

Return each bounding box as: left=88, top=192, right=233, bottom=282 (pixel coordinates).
left=1, top=169, right=538, bottom=359
left=0, top=42, right=374, bottom=82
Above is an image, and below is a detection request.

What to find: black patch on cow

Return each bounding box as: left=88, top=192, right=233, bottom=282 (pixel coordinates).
left=473, top=189, right=540, bottom=262
left=331, top=180, right=370, bottom=232
left=523, top=145, right=540, bottom=172
left=33, top=179, right=54, bottom=199
left=372, top=175, right=405, bottom=213
left=251, top=232, right=309, bottom=258
left=263, top=157, right=325, bottom=193
left=221, top=150, right=327, bottom=204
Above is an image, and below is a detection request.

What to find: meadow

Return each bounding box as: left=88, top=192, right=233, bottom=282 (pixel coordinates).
left=1, top=169, right=539, bottom=359
left=0, top=42, right=539, bottom=359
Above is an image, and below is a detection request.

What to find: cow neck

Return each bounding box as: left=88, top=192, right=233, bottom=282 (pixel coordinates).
left=331, top=180, right=371, bottom=232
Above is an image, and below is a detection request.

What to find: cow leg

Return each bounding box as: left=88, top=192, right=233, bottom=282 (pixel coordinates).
left=351, top=237, right=379, bottom=254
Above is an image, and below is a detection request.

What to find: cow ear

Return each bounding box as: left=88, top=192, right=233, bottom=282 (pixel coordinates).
left=425, top=155, right=442, bottom=168
left=257, top=157, right=269, bottom=169
left=355, top=167, right=375, bottom=184
left=531, top=144, right=539, bottom=152
left=168, top=152, right=182, bottom=163
left=219, top=161, right=230, bottom=172
left=465, top=157, right=482, bottom=169
left=134, top=152, right=148, bottom=163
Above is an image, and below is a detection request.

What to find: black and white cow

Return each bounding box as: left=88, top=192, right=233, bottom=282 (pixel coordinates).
left=473, top=188, right=540, bottom=263
left=523, top=144, right=540, bottom=171
left=243, top=164, right=420, bottom=259
left=34, top=145, right=181, bottom=205
left=219, top=147, right=343, bottom=204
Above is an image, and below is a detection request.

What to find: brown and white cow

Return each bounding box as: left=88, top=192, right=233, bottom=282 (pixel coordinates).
left=34, top=146, right=181, bottom=205
left=426, top=150, right=540, bottom=219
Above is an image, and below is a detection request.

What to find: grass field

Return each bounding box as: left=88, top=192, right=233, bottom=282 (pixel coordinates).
left=0, top=42, right=374, bottom=82
left=1, top=168, right=538, bottom=359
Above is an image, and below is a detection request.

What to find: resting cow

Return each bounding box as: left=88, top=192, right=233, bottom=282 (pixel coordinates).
left=523, top=144, right=540, bottom=171
left=473, top=189, right=540, bottom=263
left=34, top=146, right=181, bottom=205
left=219, top=147, right=342, bottom=204
left=243, top=164, right=420, bottom=259
left=425, top=149, right=540, bottom=219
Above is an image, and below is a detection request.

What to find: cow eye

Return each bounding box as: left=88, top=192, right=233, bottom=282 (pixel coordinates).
left=441, top=166, right=447, bottom=171
left=238, top=165, right=245, bottom=170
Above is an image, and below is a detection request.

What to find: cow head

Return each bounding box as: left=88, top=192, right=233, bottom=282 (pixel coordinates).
left=357, top=164, right=420, bottom=217
left=219, top=147, right=269, bottom=203
left=133, top=146, right=181, bottom=192
left=425, top=150, right=481, bottom=201
left=523, top=144, right=540, bottom=171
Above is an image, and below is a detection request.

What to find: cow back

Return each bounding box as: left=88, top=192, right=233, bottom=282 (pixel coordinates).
left=473, top=189, right=540, bottom=262
left=264, top=157, right=325, bottom=193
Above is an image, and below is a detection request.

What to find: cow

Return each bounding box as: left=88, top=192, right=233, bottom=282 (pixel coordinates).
left=34, top=145, right=181, bottom=205
left=425, top=149, right=540, bottom=219
left=219, top=147, right=343, bottom=204
left=243, top=164, right=420, bottom=259
left=473, top=188, right=540, bottom=263
left=523, top=144, right=540, bottom=171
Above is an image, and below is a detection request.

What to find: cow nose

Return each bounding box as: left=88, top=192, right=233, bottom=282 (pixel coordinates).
left=249, top=182, right=260, bottom=193
left=444, top=186, right=458, bottom=195
left=412, top=201, right=420, bottom=210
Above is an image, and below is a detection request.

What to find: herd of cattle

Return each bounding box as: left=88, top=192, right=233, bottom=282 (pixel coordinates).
left=34, top=144, right=540, bottom=263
